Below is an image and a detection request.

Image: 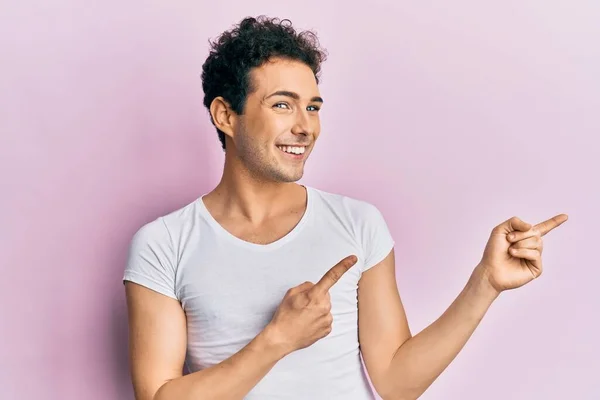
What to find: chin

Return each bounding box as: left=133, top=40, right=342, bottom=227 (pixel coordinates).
left=271, top=168, right=304, bottom=183
left=278, top=173, right=303, bottom=183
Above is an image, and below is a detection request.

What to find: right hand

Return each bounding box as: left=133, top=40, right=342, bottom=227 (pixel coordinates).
left=266, top=255, right=358, bottom=355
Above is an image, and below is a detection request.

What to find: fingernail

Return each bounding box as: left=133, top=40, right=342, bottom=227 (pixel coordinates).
left=508, top=234, right=515, bottom=240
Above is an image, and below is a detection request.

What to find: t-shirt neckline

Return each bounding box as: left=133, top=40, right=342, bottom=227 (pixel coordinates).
left=197, top=185, right=313, bottom=252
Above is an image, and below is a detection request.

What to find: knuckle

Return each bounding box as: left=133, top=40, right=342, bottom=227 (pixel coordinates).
left=329, top=270, right=342, bottom=282
left=303, top=291, right=315, bottom=302
left=293, top=294, right=309, bottom=307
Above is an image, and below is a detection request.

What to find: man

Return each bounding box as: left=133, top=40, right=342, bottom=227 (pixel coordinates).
left=123, top=16, right=568, bottom=400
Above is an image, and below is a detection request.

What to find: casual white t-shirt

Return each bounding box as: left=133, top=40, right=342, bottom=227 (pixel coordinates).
left=123, top=185, right=395, bottom=399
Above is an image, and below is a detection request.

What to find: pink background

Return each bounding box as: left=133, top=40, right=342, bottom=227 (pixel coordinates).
left=2, top=1, right=598, bottom=399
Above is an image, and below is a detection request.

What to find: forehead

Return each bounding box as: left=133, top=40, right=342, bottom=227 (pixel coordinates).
left=249, top=58, right=320, bottom=97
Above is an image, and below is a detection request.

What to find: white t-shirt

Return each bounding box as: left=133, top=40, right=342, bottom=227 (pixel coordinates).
left=123, top=185, right=395, bottom=399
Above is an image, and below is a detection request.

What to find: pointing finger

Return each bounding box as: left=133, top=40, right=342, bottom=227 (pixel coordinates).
left=507, top=214, right=569, bottom=243
left=310, top=255, right=358, bottom=297
left=534, top=214, right=569, bottom=237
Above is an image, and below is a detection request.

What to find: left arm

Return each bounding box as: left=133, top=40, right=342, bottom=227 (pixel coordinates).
left=358, top=250, right=498, bottom=400
left=359, top=214, right=567, bottom=400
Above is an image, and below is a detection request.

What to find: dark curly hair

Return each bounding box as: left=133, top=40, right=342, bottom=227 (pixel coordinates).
left=201, top=16, right=328, bottom=151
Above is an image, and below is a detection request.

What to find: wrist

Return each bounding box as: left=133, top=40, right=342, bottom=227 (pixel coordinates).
left=468, top=264, right=501, bottom=302
left=255, top=324, right=293, bottom=361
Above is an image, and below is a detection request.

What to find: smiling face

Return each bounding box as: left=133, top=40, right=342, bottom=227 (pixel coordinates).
left=228, top=57, right=323, bottom=183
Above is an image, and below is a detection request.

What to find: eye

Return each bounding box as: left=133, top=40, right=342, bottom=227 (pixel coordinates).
left=307, top=105, right=321, bottom=112
left=273, top=102, right=290, bottom=109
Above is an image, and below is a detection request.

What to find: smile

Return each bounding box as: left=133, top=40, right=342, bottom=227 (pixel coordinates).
left=276, top=145, right=308, bottom=161
left=276, top=145, right=307, bottom=155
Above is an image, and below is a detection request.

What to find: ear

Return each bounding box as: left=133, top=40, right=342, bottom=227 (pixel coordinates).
left=209, top=96, right=237, bottom=139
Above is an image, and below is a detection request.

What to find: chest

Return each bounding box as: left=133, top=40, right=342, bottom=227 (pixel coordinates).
left=177, top=239, right=364, bottom=334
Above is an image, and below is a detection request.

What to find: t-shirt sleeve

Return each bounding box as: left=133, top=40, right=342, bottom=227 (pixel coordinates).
left=122, top=217, right=178, bottom=300
left=359, top=203, right=395, bottom=273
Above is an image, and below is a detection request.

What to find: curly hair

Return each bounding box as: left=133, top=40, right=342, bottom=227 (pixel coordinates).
left=201, top=16, right=328, bottom=150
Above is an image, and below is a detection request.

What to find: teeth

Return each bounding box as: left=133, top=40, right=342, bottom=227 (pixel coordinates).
left=277, top=145, right=305, bottom=155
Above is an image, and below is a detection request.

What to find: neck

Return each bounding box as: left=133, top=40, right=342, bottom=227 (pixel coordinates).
left=207, top=150, right=304, bottom=223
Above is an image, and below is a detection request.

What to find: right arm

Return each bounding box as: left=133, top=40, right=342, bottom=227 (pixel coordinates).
left=125, top=282, right=288, bottom=400
left=125, top=254, right=358, bottom=400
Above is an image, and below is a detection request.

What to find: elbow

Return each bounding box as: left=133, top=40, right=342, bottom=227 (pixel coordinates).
left=152, top=379, right=174, bottom=400
left=376, top=359, right=423, bottom=400
left=377, top=382, right=422, bottom=400
left=380, top=393, right=420, bottom=400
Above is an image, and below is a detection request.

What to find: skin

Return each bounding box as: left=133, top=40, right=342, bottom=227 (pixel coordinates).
left=125, top=56, right=569, bottom=400
left=360, top=214, right=568, bottom=400
left=204, top=56, right=323, bottom=225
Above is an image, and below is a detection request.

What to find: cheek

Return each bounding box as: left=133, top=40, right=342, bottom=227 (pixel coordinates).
left=312, top=118, right=321, bottom=138
left=255, top=111, right=288, bottom=138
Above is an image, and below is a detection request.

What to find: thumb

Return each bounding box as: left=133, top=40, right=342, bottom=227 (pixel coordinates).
left=508, top=216, right=532, bottom=233
left=496, top=216, right=531, bottom=234
left=287, top=281, right=314, bottom=295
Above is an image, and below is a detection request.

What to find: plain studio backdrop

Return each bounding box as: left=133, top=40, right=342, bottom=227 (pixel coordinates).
left=1, top=1, right=598, bottom=399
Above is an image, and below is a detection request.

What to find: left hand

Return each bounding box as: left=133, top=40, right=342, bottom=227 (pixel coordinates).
left=477, top=214, right=569, bottom=294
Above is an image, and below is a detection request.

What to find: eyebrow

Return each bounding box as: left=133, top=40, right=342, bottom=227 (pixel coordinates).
left=265, top=90, right=324, bottom=103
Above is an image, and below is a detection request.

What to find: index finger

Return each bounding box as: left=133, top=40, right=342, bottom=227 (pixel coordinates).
left=310, top=255, right=358, bottom=297
left=534, top=213, right=569, bottom=236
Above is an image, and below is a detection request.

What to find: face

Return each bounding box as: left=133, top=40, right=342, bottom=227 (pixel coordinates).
left=229, top=58, right=323, bottom=183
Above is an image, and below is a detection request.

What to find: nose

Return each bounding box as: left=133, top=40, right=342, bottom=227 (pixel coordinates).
left=291, top=109, right=315, bottom=137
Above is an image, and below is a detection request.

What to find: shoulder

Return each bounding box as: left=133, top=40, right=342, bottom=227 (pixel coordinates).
left=308, top=186, right=384, bottom=223
left=130, top=197, right=202, bottom=248
left=308, top=186, right=394, bottom=272
left=125, top=198, right=203, bottom=290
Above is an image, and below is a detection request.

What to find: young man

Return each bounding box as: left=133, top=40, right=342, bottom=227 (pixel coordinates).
left=123, top=16, right=568, bottom=400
